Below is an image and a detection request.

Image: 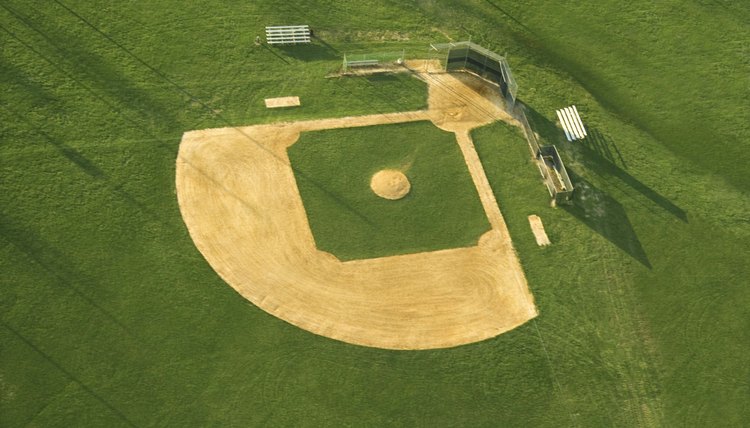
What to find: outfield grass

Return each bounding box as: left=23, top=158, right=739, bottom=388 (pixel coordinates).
left=1, top=0, right=748, bottom=426
left=288, top=121, right=490, bottom=260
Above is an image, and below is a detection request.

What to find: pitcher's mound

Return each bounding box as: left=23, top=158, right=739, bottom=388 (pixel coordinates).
left=371, top=169, right=410, bottom=200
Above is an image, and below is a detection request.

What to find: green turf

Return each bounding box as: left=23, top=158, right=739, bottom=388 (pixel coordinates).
left=288, top=121, right=490, bottom=260
left=1, top=0, right=748, bottom=426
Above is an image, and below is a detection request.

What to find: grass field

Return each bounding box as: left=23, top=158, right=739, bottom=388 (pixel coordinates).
left=1, top=0, right=748, bottom=426
left=289, top=121, right=490, bottom=260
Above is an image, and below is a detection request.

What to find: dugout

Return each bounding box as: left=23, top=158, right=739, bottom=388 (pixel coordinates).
left=517, top=107, right=575, bottom=205
left=431, top=41, right=518, bottom=108
left=539, top=145, right=574, bottom=205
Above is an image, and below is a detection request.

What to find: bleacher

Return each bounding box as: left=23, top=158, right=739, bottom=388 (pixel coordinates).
left=555, top=105, right=587, bottom=141
left=265, top=25, right=311, bottom=45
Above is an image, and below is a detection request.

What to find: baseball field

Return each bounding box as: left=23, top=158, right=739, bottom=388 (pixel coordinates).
left=2, top=0, right=749, bottom=426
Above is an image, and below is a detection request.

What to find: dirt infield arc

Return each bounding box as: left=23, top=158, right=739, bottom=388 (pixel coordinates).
left=176, top=69, right=537, bottom=349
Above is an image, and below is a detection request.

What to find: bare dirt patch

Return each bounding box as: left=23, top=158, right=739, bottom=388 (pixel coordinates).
left=528, top=215, right=551, bottom=246
left=176, top=70, right=536, bottom=349
left=264, top=96, right=300, bottom=108
left=370, top=169, right=410, bottom=200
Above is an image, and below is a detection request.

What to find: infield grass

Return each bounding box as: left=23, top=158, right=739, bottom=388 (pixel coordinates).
left=1, top=0, right=748, bottom=426
left=288, top=121, right=490, bottom=260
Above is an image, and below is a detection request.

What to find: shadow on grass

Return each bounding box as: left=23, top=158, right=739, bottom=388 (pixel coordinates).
left=1, top=101, right=185, bottom=234
left=0, top=211, right=136, bottom=336
left=288, top=141, right=376, bottom=228
left=322, top=69, right=427, bottom=122
left=261, top=43, right=290, bottom=64
left=0, top=21, right=180, bottom=142
left=522, top=103, right=566, bottom=144
left=0, top=105, right=105, bottom=179
left=1, top=321, right=137, bottom=427
left=483, top=0, right=538, bottom=36
left=10, top=1, right=373, bottom=230
left=0, top=4, right=180, bottom=130
left=563, top=172, right=652, bottom=269
left=275, top=42, right=340, bottom=61
left=312, top=34, right=340, bottom=54
left=365, top=73, right=402, bottom=83
left=578, top=130, right=687, bottom=222
left=0, top=56, right=56, bottom=104
left=525, top=106, right=687, bottom=222
left=586, top=128, right=627, bottom=168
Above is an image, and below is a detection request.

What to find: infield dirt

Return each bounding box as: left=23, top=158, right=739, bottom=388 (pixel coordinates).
left=176, top=65, right=536, bottom=349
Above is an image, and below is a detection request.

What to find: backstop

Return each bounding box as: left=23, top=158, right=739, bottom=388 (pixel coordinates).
left=431, top=41, right=518, bottom=109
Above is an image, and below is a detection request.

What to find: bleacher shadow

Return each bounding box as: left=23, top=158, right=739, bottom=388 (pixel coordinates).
left=578, top=130, right=687, bottom=222
left=586, top=128, right=627, bottom=168
left=563, top=172, right=652, bottom=268
left=260, top=43, right=290, bottom=64
left=312, top=34, right=340, bottom=54
left=275, top=42, right=340, bottom=61
left=524, top=106, right=687, bottom=222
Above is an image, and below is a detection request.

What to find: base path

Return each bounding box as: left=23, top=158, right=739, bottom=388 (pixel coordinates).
left=176, top=68, right=536, bottom=349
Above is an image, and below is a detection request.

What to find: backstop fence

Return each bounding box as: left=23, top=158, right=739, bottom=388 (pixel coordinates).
left=431, top=41, right=518, bottom=109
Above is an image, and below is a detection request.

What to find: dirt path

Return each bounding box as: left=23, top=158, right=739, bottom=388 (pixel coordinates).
left=455, top=131, right=506, bottom=231
left=176, top=70, right=536, bottom=349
